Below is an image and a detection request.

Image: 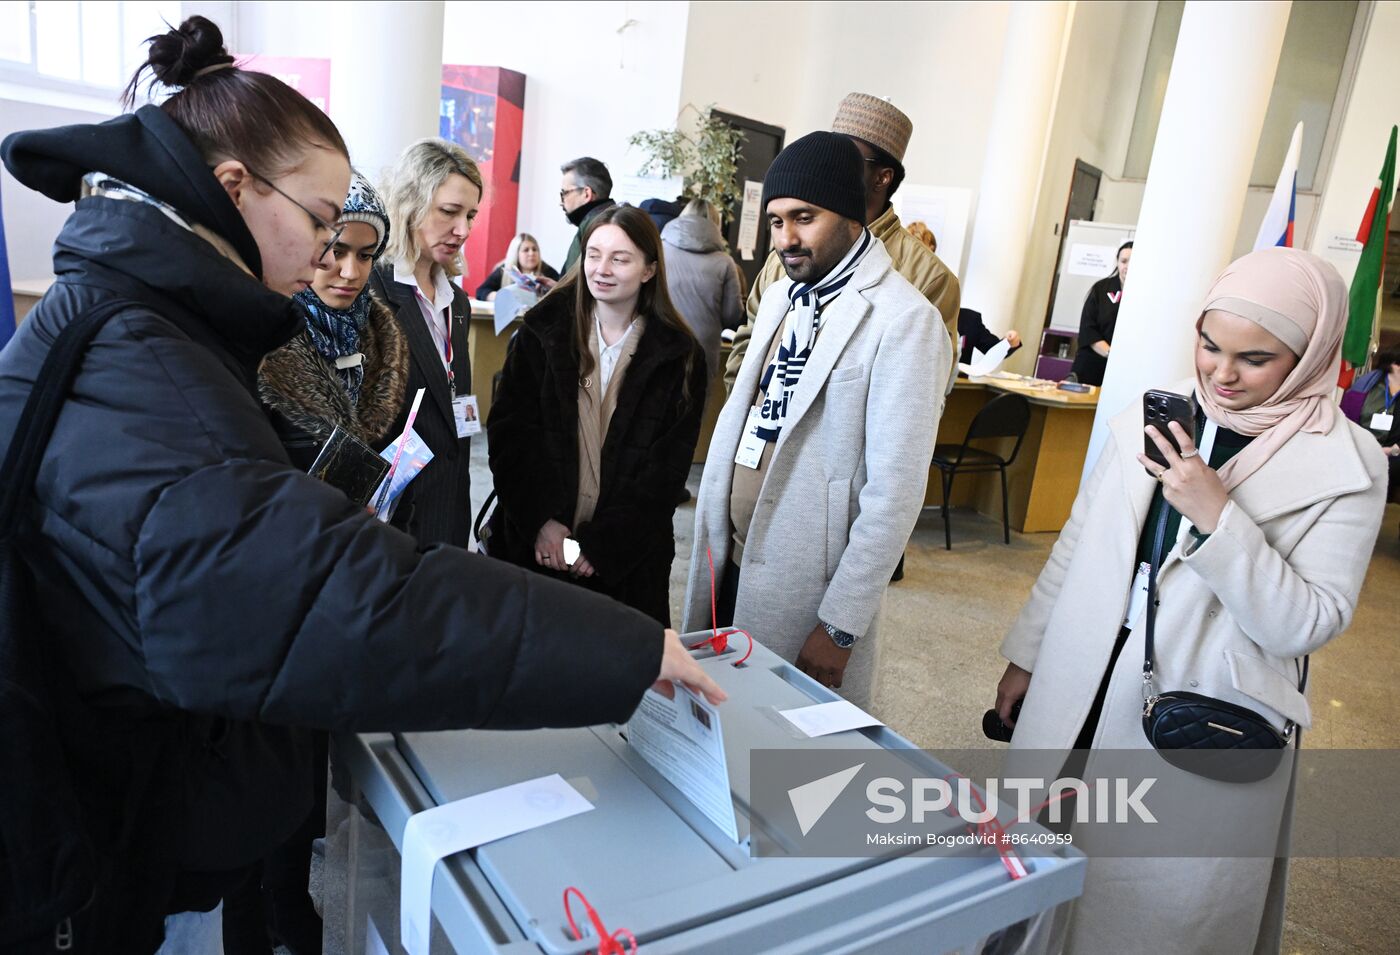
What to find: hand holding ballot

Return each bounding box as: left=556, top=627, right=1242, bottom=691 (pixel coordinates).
left=654, top=629, right=728, bottom=705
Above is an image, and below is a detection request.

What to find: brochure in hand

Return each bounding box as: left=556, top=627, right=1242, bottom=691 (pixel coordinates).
left=371, top=427, right=434, bottom=522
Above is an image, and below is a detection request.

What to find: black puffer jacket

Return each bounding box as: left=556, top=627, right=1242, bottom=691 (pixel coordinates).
left=486, top=291, right=707, bottom=624
left=0, top=106, right=662, bottom=943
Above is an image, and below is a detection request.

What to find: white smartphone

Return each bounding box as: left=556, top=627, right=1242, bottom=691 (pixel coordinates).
left=563, top=538, right=581, bottom=567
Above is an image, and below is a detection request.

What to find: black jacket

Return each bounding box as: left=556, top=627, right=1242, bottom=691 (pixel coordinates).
left=957, top=307, right=1022, bottom=366
left=1069, top=274, right=1123, bottom=386
left=563, top=198, right=616, bottom=273
left=474, top=262, right=560, bottom=300
left=0, top=106, right=662, bottom=942
left=486, top=292, right=707, bottom=625
left=369, top=264, right=476, bottom=547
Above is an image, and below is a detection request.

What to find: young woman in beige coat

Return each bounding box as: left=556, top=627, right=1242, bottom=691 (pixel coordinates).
left=992, top=247, right=1387, bottom=953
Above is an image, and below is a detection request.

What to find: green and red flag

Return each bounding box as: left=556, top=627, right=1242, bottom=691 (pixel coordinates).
left=1340, top=125, right=1396, bottom=388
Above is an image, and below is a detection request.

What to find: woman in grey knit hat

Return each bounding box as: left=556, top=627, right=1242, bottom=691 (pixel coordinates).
left=258, top=171, right=409, bottom=470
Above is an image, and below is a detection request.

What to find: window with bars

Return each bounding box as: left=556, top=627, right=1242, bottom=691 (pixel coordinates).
left=0, top=1, right=184, bottom=92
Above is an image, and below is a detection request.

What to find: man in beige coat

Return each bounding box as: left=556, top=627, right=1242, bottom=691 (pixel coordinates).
left=684, top=132, right=950, bottom=708
left=724, top=93, right=960, bottom=395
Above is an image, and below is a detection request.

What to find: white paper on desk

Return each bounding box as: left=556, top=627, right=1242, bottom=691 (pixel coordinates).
left=627, top=687, right=739, bottom=841
left=400, top=774, right=593, bottom=955
left=957, top=338, right=1011, bottom=378
left=781, top=700, right=884, bottom=737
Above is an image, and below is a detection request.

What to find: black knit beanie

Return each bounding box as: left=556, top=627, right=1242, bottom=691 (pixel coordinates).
left=762, top=131, right=865, bottom=224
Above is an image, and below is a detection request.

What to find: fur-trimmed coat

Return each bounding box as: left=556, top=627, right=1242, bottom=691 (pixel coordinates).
left=258, top=292, right=409, bottom=469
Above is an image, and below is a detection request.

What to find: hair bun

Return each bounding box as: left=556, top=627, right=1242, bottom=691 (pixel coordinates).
left=144, top=15, right=234, bottom=88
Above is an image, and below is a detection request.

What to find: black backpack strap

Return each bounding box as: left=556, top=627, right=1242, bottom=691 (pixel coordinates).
left=0, top=299, right=137, bottom=536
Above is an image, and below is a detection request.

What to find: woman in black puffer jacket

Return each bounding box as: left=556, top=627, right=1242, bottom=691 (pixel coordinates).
left=0, top=17, right=719, bottom=954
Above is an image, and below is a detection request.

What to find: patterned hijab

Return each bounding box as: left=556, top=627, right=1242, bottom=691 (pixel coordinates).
left=293, top=171, right=390, bottom=404
left=1194, top=247, right=1349, bottom=490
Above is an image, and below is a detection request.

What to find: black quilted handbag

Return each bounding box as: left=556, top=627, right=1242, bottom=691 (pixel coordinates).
left=1139, top=503, right=1305, bottom=783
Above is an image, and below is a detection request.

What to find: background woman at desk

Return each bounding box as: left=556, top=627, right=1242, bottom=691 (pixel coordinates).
left=1068, top=240, right=1132, bottom=386
left=475, top=231, right=560, bottom=301
left=992, top=247, right=1385, bottom=953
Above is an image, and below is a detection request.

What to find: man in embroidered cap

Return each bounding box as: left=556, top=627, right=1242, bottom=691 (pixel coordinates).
left=683, top=132, right=950, bottom=708
left=725, top=93, right=961, bottom=393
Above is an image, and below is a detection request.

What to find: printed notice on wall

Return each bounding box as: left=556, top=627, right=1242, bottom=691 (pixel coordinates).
left=1066, top=243, right=1119, bottom=277
left=1325, top=234, right=1364, bottom=255
left=737, top=179, right=764, bottom=261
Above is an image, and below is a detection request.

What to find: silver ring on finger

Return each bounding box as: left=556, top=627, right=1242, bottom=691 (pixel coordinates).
left=1180, top=448, right=1200, bottom=459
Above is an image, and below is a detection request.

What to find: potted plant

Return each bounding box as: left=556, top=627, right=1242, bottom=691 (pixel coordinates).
left=627, top=104, right=746, bottom=222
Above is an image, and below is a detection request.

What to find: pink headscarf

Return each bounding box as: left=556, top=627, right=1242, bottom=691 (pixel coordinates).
left=1194, top=246, right=1349, bottom=490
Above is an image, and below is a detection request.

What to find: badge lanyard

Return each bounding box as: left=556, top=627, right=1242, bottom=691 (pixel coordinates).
left=440, top=311, right=456, bottom=400
left=1385, top=379, right=1397, bottom=415
left=417, top=288, right=457, bottom=400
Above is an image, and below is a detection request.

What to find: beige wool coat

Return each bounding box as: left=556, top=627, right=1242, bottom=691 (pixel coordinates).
left=1002, top=382, right=1387, bottom=954
left=684, top=240, right=951, bottom=708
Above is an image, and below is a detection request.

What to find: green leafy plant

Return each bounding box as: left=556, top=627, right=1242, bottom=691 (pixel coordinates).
left=628, top=104, right=746, bottom=221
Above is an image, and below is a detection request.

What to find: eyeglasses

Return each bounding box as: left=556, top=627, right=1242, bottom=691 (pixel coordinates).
left=248, top=169, right=343, bottom=260
left=560, top=186, right=587, bottom=201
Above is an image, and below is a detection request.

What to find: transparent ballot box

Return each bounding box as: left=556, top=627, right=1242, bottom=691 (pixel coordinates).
left=333, top=635, right=1084, bottom=954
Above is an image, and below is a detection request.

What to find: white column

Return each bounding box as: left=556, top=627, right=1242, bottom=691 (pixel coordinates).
left=328, top=2, right=445, bottom=184
left=1083, top=0, right=1291, bottom=476
left=960, top=0, right=1070, bottom=331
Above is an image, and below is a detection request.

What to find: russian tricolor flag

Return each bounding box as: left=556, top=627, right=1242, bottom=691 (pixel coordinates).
left=1254, top=121, right=1303, bottom=251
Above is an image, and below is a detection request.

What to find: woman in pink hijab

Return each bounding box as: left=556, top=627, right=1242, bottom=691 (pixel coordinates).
left=990, top=247, right=1388, bottom=953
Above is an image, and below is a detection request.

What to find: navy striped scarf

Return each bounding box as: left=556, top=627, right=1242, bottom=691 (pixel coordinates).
left=755, top=229, right=873, bottom=441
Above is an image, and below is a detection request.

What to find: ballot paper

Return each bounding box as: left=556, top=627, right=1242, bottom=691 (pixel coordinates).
left=780, top=700, right=884, bottom=738
left=957, top=337, right=1012, bottom=379
left=399, top=774, right=593, bottom=955
left=627, top=687, right=739, bottom=842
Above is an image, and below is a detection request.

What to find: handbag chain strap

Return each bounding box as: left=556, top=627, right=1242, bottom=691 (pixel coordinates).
left=1139, top=490, right=1309, bottom=736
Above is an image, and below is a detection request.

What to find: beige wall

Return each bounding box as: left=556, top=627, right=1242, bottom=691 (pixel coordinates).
left=680, top=0, right=1012, bottom=273
left=1001, top=0, right=1156, bottom=373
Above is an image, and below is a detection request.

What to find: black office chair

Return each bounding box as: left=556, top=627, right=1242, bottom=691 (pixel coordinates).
left=929, top=393, right=1032, bottom=549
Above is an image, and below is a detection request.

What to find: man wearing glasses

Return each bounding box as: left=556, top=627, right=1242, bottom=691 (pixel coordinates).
left=559, top=156, right=615, bottom=273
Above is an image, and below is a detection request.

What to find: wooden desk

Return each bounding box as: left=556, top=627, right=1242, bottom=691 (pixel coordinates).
left=467, top=300, right=516, bottom=423
left=925, top=376, right=1098, bottom=533
left=11, top=277, right=54, bottom=326
left=693, top=342, right=731, bottom=463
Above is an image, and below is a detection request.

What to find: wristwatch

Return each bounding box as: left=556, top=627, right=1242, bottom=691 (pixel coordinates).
left=821, top=620, right=857, bottom=649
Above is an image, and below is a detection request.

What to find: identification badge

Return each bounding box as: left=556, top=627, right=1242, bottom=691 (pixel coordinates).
left=1371, top=412, right=1394, bottom=433
left=734, top=408, right=768, bottom=469
left=1124, top=561, right=1151, bottom=631
left=452, top=395, right=482, bottom=438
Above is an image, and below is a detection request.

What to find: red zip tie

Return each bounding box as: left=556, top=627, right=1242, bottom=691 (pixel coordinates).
left=686, top=548, right=753, bottom=665
left=941, top=773, right=1028, bottom=881
left=563, top=886, right=637, bottom=954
